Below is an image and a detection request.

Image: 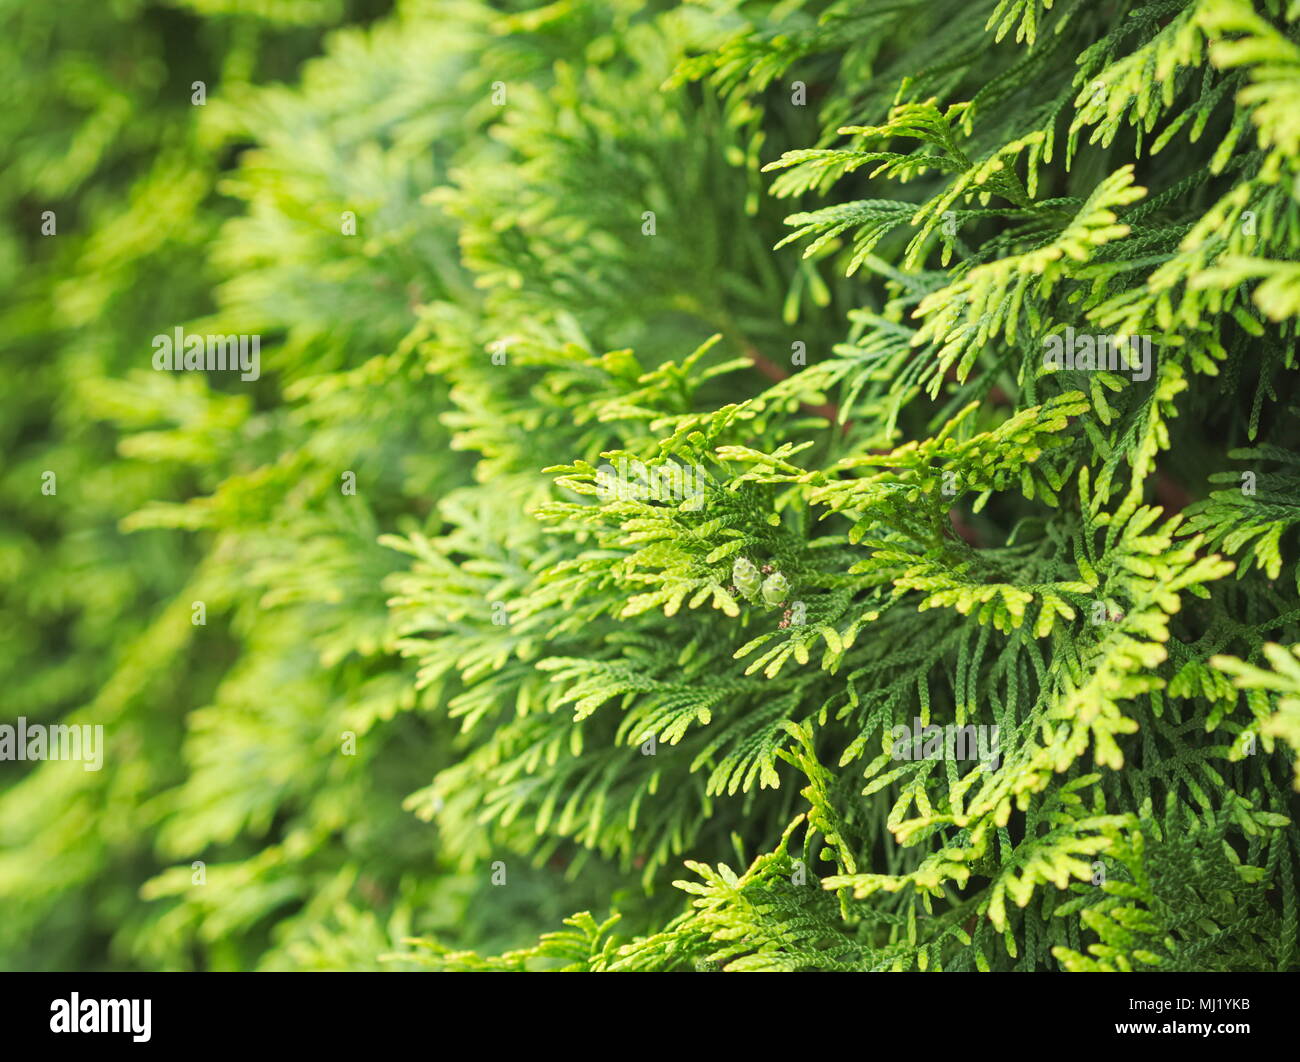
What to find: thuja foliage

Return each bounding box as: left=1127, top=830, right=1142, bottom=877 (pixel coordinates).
left=5, top=0, right=1300, bottom=972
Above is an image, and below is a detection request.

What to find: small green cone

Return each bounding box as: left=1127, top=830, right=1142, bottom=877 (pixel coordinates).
left=761, top=571, right=789, bottom=607
left=732, top=556, right=761, bottom=602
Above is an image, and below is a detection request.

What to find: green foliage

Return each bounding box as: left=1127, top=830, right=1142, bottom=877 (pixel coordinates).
left=4, top=0, right=1300, bottom=972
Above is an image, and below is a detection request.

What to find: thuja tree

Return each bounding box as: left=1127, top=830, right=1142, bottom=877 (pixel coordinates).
left=5, top=0, right=1300, bottom=972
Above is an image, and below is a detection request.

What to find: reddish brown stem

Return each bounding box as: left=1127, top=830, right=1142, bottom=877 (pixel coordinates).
left=742, top=343, right=843, bottom=424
